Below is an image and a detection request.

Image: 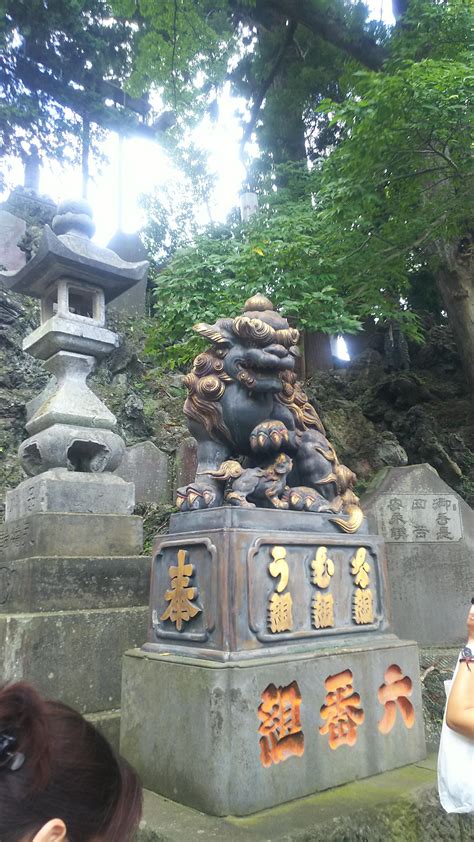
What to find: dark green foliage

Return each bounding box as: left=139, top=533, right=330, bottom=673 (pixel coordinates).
left=141, top=1, right=472, bottom=384
left=0, top=0, right=137, bottom=162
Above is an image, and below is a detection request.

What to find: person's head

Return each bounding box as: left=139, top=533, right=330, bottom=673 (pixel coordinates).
left=0, top=682, right=142, bottom=842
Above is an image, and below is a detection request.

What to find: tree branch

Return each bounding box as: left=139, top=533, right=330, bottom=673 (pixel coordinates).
left=240, top=19, right=297, bottom=156
left=8, top=56, right=167, bottom=140
left=380, top=213, right=449, bottom=259
left=258, top=0, right=387, bottom=71
left=171, top=0, right=179, bottom=109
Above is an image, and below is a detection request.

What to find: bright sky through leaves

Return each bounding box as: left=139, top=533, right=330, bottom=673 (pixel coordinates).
left=0, top=1, right=394, bottom=246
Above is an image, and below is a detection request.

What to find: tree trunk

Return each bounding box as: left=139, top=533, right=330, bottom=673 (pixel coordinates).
left=261, top=0, right=386, bottom=70
left=304, top=331, right=334, bottom=378
left=392, top=0, right=410, bottom=20
left=433, top=235, right=474, bottom=391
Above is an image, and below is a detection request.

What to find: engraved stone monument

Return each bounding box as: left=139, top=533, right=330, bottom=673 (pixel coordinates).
left=0, top=199, right=150, bottom=742
left=120, top=296, right=426, bottom=815
left=362, top=464, right=474, bottom=646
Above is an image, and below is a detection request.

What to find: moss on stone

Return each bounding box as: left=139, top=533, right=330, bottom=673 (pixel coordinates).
left=136, top=755, right=474, bottom=841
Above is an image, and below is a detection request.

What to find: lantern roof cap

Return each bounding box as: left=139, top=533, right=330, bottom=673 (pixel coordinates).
left=3, top=198, right=148, bottom=302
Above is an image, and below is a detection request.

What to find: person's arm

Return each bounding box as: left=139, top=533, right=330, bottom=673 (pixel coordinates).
left=446, top=660, right=474, bottom=738
left=446, top=604, right=474, bottom=739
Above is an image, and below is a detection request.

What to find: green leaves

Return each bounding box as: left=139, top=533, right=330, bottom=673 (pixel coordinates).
left=2, top=0, right=140, bottom=160
left=141, top=0, right=471, bottom=371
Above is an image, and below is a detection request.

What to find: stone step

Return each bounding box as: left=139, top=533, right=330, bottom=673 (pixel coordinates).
left=0, top=554, right=150, bottom=611
left=0, top=512, right=143, bottom=560
left=86, top=708, right=121, bottom=750
left=136, top=754, right=473, bottom=841
left=0, top=605, right=148, bottom=713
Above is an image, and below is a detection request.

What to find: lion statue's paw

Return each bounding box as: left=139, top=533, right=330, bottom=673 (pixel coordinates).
left=288, top=486, right=343, bottom=513
left=249, top=420, right=290, bottom=455
left=175, top=483, right=221, bottom=511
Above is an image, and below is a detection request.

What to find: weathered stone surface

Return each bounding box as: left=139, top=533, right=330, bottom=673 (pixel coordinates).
left=5, top=469, right=135, bottom=520
left=25, top=353, right=116, bottom=434
left=0, top=512, right=143, bottom=560
left=0, top=606, right=148, bottom=713
left=322, top=399, right=407, bottom=481
left=87, top=709, right=120, bottom=751
left=362, top=464, right=474, bottom=646
left=391, top=407, right=464, bottom=487
left=136, top=755, right=473, bottom=841
left=5, top=220, right=148, bottom=303
left=106, top=231, right=148, bottom=316
left=173, top=437, right=197, bottom=499
left=419, top=647, right=458, bottom=751
left=371, top=431, right=408, bottom=471
left=19, top=423, right=125, bottom=476
left=0, top=555, right=149, bottom=612
left=115, top=441, right=169, bottom=505
left=23, top=314, right=119, bottom=360
left=121, top=640, right=426, bottom=816
left=0, top=210, right=26, bottom=273
left=374, top=492, right=463, bottom=543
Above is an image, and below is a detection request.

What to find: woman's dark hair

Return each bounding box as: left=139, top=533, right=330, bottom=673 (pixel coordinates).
left=0, top=682, right=142, bottom=842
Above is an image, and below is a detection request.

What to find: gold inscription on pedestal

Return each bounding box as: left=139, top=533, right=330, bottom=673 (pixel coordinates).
left=312, top=592, right=334, bottom=629
left=311, top=546, right=335, bottom=629
left=258, top=681, right=304, bottom=767
left=160, top=548, right=202, bottom=631
left=349, top=547, right=374, bottom=624
left=311, top=546, right=335, bottom=589
left=377, top=665, right=415, bottom=734
left=319, top=669, right=365, bottom=749
left=268, top=546, right=293, bottom=633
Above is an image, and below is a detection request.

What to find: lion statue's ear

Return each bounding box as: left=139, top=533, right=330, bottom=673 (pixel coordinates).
left=193, top=322, right=231, bottom=345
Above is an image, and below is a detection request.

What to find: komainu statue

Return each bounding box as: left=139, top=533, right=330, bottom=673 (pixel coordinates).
left=176, top=294, right=362, bottom=532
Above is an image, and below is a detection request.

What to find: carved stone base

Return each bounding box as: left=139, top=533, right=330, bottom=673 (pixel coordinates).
left=0, top=512, right=142, bottom=561
left=120, top=640, right=426, bottom=816
left=19, top=423, right=125, bottom=475
left=5, top=469, right=135, bottom=520
left=145, top=507, right=390, bottom=662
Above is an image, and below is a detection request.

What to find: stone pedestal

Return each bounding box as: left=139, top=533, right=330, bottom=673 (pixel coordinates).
left=122, top=639, right=425, bottom=817
left=120, top=507, right=426, bottom=815
left=0, top=471, right=149, bottom=746
left=144, top=508, right=390, bottom=661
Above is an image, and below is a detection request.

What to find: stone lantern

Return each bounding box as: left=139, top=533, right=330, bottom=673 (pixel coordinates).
left=3, top=198, right=148, bottom=537
left=0, top=200, right=150, bottom=731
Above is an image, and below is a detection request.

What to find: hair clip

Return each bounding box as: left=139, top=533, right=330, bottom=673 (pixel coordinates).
left=0, top=732, right=25, bottom=772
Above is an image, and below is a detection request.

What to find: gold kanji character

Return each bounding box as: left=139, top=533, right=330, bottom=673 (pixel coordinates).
left=319, top=669, right=365, bottom=749
left=269, top=545, right=289, bottom=592
left=311, top=546, right=335, bottom=589
left=312, top=593, right=334, bottom=629
left=160, top=549, right=201, bottom=631
left=377, top=664, right=415, bottom=734
left=269, top=592, right=293, bottom=633
left=258, top=681, right=304, bottom=767
left=353, top=587, right=374, bottom=624
left=350, top=547, right=370, bottom=589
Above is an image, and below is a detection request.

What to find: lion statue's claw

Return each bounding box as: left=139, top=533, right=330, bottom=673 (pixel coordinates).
left=250, top=420, right=290, bottom=455
left=176, top=483, right=221, bottom=512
